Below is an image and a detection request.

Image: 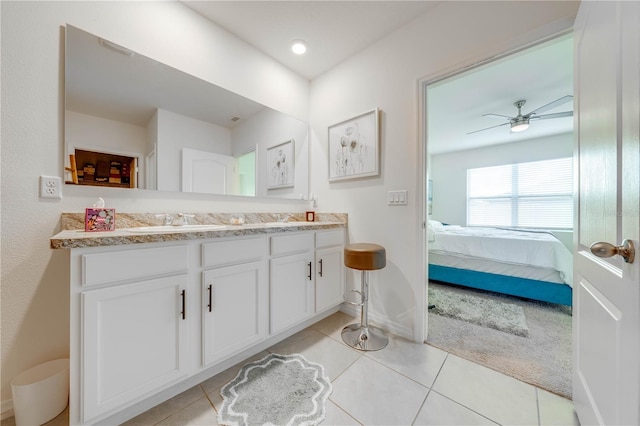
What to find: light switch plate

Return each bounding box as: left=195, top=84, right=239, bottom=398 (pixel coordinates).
left=387, top=190, right=408, bottom=205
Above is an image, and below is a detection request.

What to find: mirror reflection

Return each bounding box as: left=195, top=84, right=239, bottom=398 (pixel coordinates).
left=64, top=25, right=309, bottom=199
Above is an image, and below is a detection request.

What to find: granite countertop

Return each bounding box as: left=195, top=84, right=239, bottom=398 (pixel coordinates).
left=50, top=212, right=347, bottom=249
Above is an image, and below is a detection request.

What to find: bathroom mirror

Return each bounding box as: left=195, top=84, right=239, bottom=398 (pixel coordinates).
left=64, top=25, right=309, bottom=199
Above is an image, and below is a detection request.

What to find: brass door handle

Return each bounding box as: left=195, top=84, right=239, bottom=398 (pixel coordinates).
left=590, top=240, right=635, bottom=263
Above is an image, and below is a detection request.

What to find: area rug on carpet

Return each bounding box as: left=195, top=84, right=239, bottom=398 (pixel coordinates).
left=427, top=282, right=573, bottom=399
left=428, top=285, right=529, bottom=337
left=218, top=353, right=332, bottom=426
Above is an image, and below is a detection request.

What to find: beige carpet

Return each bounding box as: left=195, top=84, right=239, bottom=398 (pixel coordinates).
left=427, top=281, right=572, bottom=399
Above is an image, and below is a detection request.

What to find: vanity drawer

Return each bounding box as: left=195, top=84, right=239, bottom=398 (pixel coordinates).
left=202, top=236, right=266, bottom=268
left=315, top=229, right=344, bottom=249
left=82, top=245, right=188, bottom=287
left=270, top=233, right=314, bottom=256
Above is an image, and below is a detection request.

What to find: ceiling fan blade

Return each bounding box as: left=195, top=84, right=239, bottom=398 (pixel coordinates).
left=526, top=95, right=573, bottom=116
left=482, top=113, right=513, bottom=120
left=466, top=122, right=509, bottom=135
left=531, top=111, right=573, bottom=120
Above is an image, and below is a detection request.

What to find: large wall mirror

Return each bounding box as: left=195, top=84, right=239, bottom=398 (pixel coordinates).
left=64, top=25, right=309, bottom=199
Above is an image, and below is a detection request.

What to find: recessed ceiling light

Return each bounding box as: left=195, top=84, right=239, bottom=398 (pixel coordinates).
left=291, top=40, right=307, bottom=55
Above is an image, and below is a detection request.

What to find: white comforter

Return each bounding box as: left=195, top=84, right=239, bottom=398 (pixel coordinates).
left=429, top=225, right=573, bottom=286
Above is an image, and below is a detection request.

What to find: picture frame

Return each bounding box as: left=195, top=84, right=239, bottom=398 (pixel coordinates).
left=328, top=108, right=379, bottom=182
left=266, top=139, right=295, bottom=189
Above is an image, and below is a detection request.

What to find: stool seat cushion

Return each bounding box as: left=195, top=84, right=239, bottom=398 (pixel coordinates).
left=344, top=243, right=386, bottom=270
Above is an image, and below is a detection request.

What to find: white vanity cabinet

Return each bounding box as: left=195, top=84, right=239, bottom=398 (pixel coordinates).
left=62, top=223, right=346, bottom=425
left=269, top=229, right=345, bottom=334
left=201, top=236, right=268, bottom=366
left=269, top=233, right=315, bottom=334
left=73, top=245, right=190, bottom=423
left=315, top=229, right=345, bottom=312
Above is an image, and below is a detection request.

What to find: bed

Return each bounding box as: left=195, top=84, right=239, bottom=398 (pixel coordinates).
left=428, top=221, right=573, bottom=306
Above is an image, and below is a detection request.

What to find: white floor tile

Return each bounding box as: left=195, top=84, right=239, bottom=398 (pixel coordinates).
left=323, top=400, right=363, bottom=425
left=331, top=356, right=429, bottom=425
left=312, top=310, right=359, bottom=342
left=432, top=354, right=538, bottom=425
left=121, top=385, right=205, bottom=426
left=537, top=388, right=580, bottom=426
left=413, top=390, right=498, bottom=425
left=365, top=335, right=448, bottom=387
left=268, top=329, right=362, bottom=380
left=155, top=397, right=219, bottom=426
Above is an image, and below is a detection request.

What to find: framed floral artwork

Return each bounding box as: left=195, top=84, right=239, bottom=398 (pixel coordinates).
left=266, top=139, right=294, bottom=189
left=328, top=108, right=379, bottom=182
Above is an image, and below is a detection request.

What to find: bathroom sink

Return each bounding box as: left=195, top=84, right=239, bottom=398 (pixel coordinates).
left=249, top=222, right=300, bottom=227
left=126, top=224, right=227, bottom=233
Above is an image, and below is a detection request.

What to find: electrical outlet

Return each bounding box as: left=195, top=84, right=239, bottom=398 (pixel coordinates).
left=40, top=175, right=62, bottom=199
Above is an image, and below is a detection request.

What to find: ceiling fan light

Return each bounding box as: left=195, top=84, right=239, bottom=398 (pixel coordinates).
left=511, top=118, right=530, bottom=132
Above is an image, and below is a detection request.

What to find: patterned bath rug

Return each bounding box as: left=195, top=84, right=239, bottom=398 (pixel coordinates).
left=218, top=353, right=332, bottom=426
left=429, top=285, right=530, bottom=337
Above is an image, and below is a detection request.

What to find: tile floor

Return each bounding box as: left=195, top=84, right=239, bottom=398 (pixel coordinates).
left=5, top=311, right=580, bottom=426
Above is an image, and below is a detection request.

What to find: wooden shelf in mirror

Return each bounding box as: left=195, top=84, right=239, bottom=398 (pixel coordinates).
left=71, top=149, right=137, bottom=189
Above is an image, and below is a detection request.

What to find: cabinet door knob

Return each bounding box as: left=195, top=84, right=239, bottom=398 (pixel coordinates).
left=307, top=262, right=312, bottom=280
left=207, top=284, right=213, bottom=312
left=318, top=259, right=323, bottom=277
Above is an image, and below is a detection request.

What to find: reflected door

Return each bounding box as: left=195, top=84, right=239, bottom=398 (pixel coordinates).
left=182, top=148, right=235, bottom=195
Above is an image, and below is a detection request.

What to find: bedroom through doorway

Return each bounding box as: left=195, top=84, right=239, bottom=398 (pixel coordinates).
left=423, top=34, right=575, bottom=398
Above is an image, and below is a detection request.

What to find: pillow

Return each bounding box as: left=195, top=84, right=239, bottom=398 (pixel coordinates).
left=427, top=220, right=444, bottom=229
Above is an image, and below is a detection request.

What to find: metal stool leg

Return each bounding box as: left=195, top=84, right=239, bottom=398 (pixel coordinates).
left=341, top=270, right=388, bottom=351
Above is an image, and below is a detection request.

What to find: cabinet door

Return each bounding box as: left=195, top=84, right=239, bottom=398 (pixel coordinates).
left=270, top=252, right=314, bottom=334
left=82, top=275, right=188, bottom=422
left=202, top=261, right=267, bottom=365
left=315, top=246, right=344, bottom=312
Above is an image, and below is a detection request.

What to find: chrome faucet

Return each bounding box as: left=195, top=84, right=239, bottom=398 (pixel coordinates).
left=155, top=213, right=195, bottom=226
left=277, top=213, right=293, bottom=223
left=155, top=213, right=172, bottom=226
left=176, top=213, right=195, bottom=225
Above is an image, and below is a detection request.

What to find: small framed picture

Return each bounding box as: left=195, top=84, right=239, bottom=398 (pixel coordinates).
left=328, top=108, right=380, bottom=182
left=306, top=211, right=315, bottom=222
left=266, top=139, right=295, bottom=189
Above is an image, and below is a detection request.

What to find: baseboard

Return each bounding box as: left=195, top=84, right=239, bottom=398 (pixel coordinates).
left=1, top=398, right=14, bottom=420
left=339, top=304, right=413, bottom=341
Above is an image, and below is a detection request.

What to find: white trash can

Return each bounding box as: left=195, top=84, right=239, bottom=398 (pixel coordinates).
left=11, top=359, right=69, bottom=426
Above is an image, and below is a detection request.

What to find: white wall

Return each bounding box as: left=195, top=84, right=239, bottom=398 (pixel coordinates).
left=232, top=108, right=310, bottom=199
left=430, top=132, right=574, bottom=226
left=0, top=0, right=309, bottom=407
left=65, top=110, right=148, bottom=157
left=309, top=1, right=578, bottom=339
left=156, top=109, right=232, bottom=192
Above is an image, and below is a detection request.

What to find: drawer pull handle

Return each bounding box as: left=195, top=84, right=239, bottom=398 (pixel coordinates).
left=207, top=284, right=213, bottom=312
left=180, top=289, right=186, bottom=320
left=318, top=259, right=323, bottom=277
left=307, top=262, right=312, bottom=280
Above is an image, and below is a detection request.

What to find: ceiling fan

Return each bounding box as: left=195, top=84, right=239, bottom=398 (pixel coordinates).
left=467, top=95, right=573, bottom=134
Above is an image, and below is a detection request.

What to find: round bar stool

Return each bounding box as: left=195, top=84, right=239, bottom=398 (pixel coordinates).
left=341, top=243, right=388, bottom=351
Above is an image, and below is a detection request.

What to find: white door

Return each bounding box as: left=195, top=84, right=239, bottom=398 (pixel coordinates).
left=182, top=148, right=235, bottom=194
left=573, top=2, right=640, bottom=425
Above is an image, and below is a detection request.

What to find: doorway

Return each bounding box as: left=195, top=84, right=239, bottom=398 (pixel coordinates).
left=421, top=34, right=574, bottom=397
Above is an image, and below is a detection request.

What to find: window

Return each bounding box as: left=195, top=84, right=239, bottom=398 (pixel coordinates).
left=467, top=157, right=573, bottom=229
